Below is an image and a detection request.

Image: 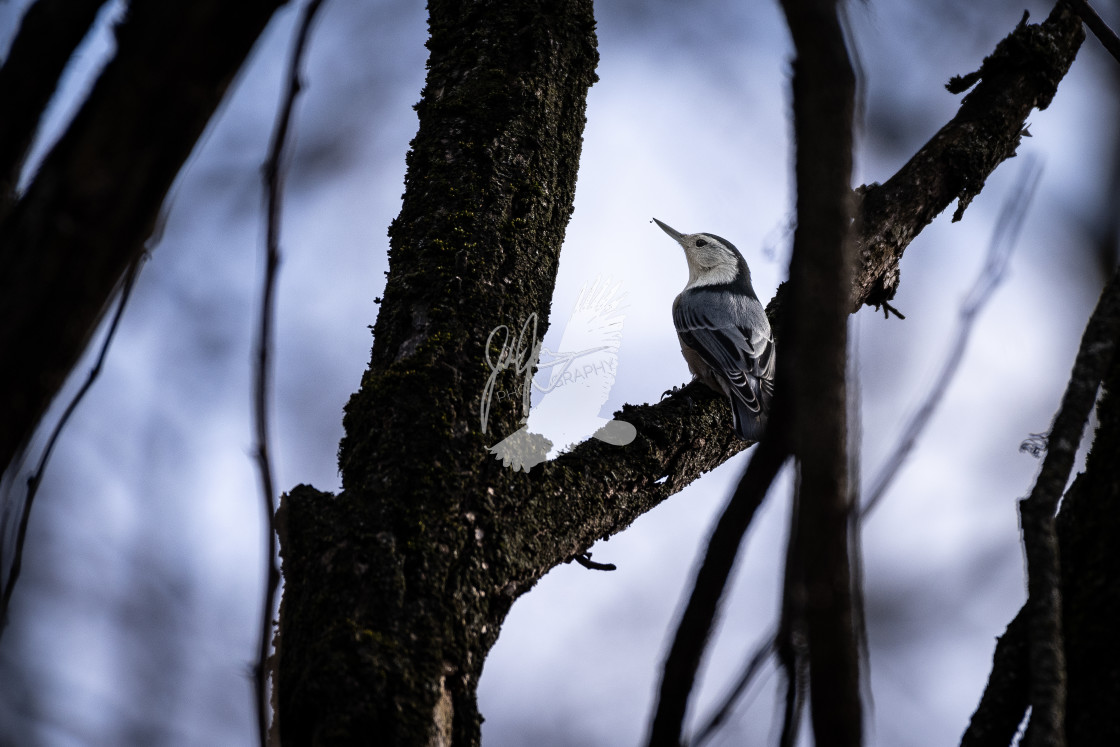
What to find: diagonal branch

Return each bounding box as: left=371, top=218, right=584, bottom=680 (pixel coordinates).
left=1019, top=265, right=1120, bottom=745
left=863, top=157, right=1043, bottom=516
left=1066, top=0, right=1120, bottom=67
left=644, top=430, right=790, bottom=747
left=0, top=0, right=290, bottom=480
left=0, top=0, right=110, bottom=218
left=0, top=254, right=144, bottom=637
left=527, top=3, right=1086, bottom=573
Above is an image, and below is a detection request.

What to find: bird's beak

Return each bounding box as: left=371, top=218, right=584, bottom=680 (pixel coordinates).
left=652, top=218, right=684, bottom=244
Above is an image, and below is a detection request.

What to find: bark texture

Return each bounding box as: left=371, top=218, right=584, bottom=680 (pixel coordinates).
left=276, top=3, right=600, bottom=744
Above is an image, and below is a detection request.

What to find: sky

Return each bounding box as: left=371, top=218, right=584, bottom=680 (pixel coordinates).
left=1, top=1, right=1118, bottom=745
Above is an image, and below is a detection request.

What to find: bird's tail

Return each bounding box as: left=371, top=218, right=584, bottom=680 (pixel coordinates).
left=730, top=396, right=767, bottom=442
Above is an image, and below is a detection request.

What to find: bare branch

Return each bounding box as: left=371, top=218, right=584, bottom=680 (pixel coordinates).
left=0, top=0, right=109, bottom=217
left=255, top=2, right=326, bottom=745
left=863, top=157, right=1043, bottom=516
left=0, top=254, right=144, bottom=637
left=763, top=3, right=1084, bottom=318
left=645, top=432, right=790, bottom=747
left=778, top=0, right=862, bottom=743
left=1019, top=265, right=1120, bottom=745
left=0, top=0, right=290, bottom=480
left=1066, top=0, right=1120, bottom=68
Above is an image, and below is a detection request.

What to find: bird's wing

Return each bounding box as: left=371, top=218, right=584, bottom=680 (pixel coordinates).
left=673, top=292, right=774, bottom=414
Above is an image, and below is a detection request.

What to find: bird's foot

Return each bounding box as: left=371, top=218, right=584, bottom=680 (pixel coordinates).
left=660, top=382, right=689, bottom=401
left=661, top=383, right=696, bottom=412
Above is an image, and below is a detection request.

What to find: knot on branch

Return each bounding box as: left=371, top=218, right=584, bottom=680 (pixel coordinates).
left=947, top=9, right=1083, bottom=112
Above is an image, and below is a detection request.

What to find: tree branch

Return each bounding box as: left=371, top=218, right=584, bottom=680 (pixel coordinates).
left=0, top=0, right=290, bottom=479
left=779, top=0, right=861, bottom=743
left=522, top=4, right=1087, bottom=571
left=645, top=431, right=790, bottom=747
left=961, top=267, right=1120, bottom=746
left=0, top=0, right=109, bottom=218
left=0, top=254, right=143, bottom=637
left=785, top=3, right=1082, bottom=317
left=255, top=2, right=326, bottom=745
left=1020, top=265, right=1120, bottom=745
left=1066, top=0, right=1120, bottom=67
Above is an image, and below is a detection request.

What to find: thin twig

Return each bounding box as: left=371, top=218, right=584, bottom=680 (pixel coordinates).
left=645, top=430, right=791, bottom=747
left=1019, top=265, right=1120, bottom=746
left=570, top=552, right=616, bottom=571
left=862, top=157, right=1043, bottom=517
left=0, top=254, right=145, bottom=637
left=690, top=630, right=777, bottom=747
left=254, top=2, right=326, bottom=745
left=1066, top=0, right=1120, bottom=68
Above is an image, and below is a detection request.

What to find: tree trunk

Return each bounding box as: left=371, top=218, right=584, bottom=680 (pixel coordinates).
left=275, top=2, right=600, bottom=743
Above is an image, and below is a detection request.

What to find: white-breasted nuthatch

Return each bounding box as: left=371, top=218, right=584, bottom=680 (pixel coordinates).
left=653, top=218, right=775, bottom=441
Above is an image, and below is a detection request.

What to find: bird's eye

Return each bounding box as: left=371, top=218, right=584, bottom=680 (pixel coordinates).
left=695, top=239, right=708, bottom=247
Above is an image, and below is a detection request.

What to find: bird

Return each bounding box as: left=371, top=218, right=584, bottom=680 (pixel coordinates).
left=652, top=218, right=775, bottom=441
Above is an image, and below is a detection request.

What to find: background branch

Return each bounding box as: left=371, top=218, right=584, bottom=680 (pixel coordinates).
left=0, top=0, right=109, bottom=218
left=255, top=3, right=326, bottom=745
left=645, top=433, right=790, bottom=747
left=1066, top=0, right=1120, bottom=67
left=0, top=254, right=143, bottom=637
left=0, top=0, right=289, bottom=480
left=1019, top=265, right=1120, bottom=745
left=779, top=0, right=862, bottom=742
left=863, top=158, right=1043, bottom=515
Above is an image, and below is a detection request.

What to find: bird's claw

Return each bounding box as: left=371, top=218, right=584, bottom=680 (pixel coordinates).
left=660, top=383, right=688, bottom=401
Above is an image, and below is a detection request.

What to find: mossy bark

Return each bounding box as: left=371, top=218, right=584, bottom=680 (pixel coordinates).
left=276, top=2, right=604, bottom=744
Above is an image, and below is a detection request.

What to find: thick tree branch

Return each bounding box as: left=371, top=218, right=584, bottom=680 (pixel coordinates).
left=0, top=0, right=290, bottom=479
left=766, top=4, right=1085, bottom=320
left=779, top=0, right=861, bottom=743
left=524, top=5, right=1086, bottom=565
left=0, top=0, right=109, bottom=218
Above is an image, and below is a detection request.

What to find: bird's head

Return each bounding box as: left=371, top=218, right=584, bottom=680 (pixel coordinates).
left=652, top=218, right=749, bottom=290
